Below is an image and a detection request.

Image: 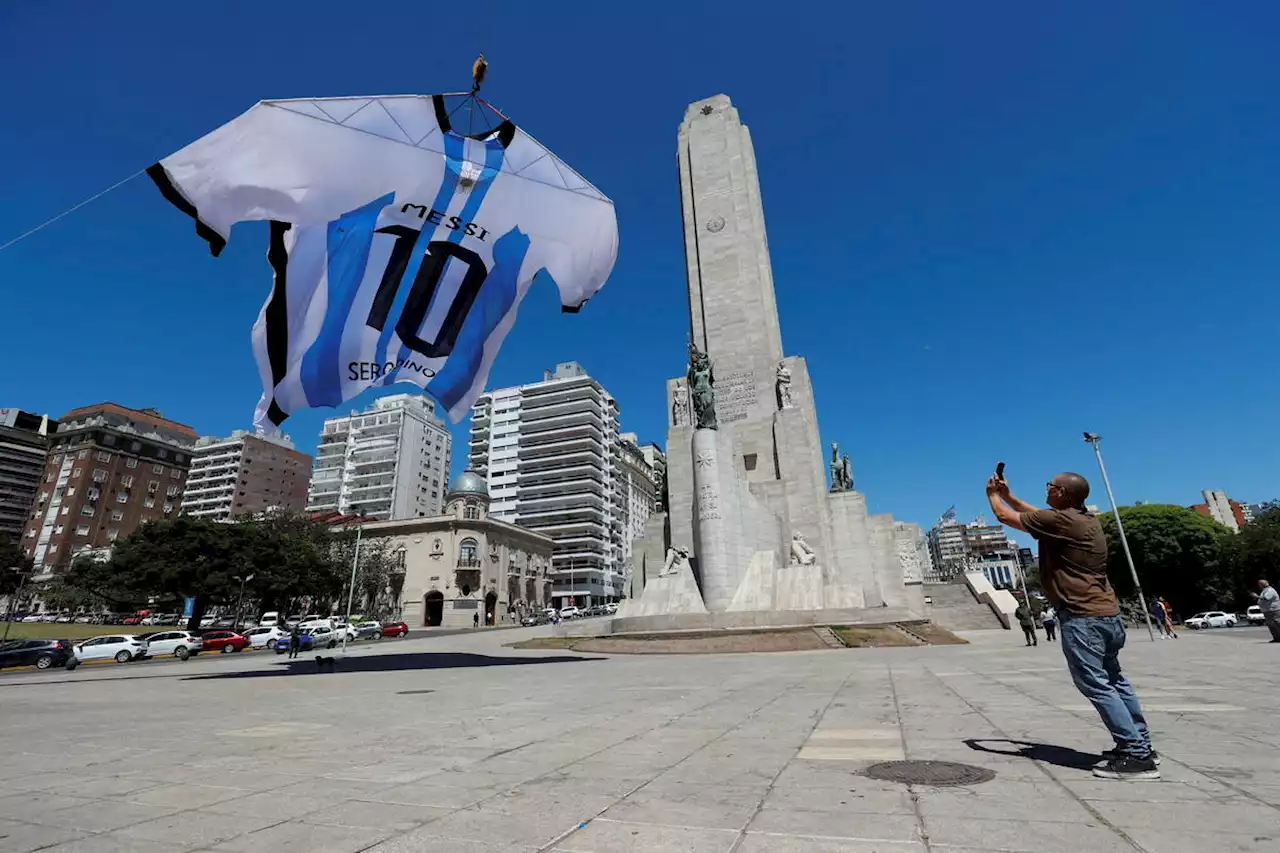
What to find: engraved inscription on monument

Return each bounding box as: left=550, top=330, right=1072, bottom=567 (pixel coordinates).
left=697, top=484, right=721, bottom=520
left=715, top=370, right=758, bottom=423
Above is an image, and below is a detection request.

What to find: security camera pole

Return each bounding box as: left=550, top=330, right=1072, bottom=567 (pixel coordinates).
left=1083, top=432, right=1156, bottom=641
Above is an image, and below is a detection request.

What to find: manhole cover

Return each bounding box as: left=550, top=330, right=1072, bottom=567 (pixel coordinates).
left=864, top=760, right=995, bottom=787
left=396, top=689, right=434, bottom=695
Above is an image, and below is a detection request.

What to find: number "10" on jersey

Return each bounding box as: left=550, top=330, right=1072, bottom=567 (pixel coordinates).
left=364, top=224, right=488, bottom=359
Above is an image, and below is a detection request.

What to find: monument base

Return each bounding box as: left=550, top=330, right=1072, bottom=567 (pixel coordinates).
left=615, top=561, right=706, bottom=618
left=776, top=563, right=824, bottom=611
left=607, top=605, right=923, bottom=634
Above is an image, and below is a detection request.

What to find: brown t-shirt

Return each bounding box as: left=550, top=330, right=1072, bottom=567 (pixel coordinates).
left=1019, top=507, right=1118, bottom=617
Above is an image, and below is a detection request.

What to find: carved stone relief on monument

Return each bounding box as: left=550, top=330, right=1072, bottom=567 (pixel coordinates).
left=789, top=532, right=817, bottom=566
left=896, top=539, right=924, bottom=584
left=671, top=379, right=690, bottom=427
left=697, top=484, right=721, bottom=521
left=776, top=361, right=793, bottom=410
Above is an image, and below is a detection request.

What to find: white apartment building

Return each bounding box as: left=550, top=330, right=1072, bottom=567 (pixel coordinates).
left=1200, top=489, right=1240, bottom=533
left=618, top=432, right=664, bottom=565
left=469, top=363, right=629, bottom=606
left=183, top=431, right=311, bottom=522
left=307, top=394, right=452, bottom=520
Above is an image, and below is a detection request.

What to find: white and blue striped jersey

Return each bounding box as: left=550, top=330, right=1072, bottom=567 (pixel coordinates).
left=149, top=94, right=618, bottom=428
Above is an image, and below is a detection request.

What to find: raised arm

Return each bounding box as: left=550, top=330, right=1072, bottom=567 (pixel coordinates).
left=986, top=478, right=1028, bottom=532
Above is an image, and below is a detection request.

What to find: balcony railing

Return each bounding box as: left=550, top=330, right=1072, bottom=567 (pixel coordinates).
left=457, top=557, right=483, bottom=568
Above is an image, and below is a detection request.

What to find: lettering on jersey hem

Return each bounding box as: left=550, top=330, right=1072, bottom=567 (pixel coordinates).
left=348, top=360, right=438, bottom=382
left=145, top=163, right=228, bottom=257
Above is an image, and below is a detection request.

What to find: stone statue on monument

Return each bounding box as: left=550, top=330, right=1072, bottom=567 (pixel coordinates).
left=671, top=379, right=690, bottom=427
left=775, top=361, right=793, bottom=409
left=828, top=443, right=853, bottom=492
left=659, top=545, right=691, bottom=577
left=789, top=532, right=817, bottom=566
left=687, top=341, right=718, bottom=430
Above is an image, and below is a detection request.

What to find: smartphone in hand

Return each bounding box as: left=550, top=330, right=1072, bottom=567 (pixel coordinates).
left=995, top=461, right=1006, bottom=482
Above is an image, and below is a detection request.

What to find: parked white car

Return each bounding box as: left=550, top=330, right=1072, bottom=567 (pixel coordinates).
left=73, top=634, right=149, bottom=663
left=330, top=622, right=360, bottom=641
left=559, top=606, right=580, bottom=620
left=20, top=614, right=42, bottom=623
left=243, top=626, right=288, bottom=649
left=1185, top=611, right=1236, bottom=629
left=299, top=618, right=333, bottom=632
left=1245, top=606, right=1265, bottom=626
left=143, top=631, right=203, bottom=660
left=304, top=625, right=341, bottom=649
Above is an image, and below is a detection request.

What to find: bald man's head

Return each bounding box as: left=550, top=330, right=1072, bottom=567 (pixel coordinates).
left=1048, top=472, right=1090, bottom=509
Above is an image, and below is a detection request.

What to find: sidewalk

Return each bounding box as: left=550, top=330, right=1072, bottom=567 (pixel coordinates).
left=0, top=624, right=1274, bottom=852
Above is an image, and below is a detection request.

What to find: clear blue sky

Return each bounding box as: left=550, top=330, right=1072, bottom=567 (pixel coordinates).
left=3, top=1, right=1278, bottom=535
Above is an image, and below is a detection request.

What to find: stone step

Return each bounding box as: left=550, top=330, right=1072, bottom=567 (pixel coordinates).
left=886, top=624, right=927, bottom=646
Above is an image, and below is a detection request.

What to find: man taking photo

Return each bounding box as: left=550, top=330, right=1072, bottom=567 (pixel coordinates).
left=986, top=470, right=1159, bottom=780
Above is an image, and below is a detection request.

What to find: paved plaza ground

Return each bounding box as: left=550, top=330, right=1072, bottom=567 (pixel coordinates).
left=0, top=623, right=1276, bottom=853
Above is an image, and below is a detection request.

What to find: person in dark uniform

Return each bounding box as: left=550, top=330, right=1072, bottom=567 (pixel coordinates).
left=288, top=622, right=302, bottom=659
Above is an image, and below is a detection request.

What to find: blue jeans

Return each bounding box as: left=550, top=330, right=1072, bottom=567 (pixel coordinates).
left=1058, top=611, right=1152, bottom=758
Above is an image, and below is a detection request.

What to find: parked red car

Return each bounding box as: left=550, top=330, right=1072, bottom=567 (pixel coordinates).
left=381, top=621, right=409, bottom=638
left=121, top=616, right=143, bottom=626
left=199, top=630, right=250, bottom=653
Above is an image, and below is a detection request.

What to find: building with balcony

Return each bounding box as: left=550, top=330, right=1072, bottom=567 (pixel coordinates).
left=346, top=472, right=554, bottom=627
left=925, top=512, right=1022, bottom=587
left=0, top=408, right=57, bottom=545
left=19, top=404, right=197, bottom=575
left=183, top=431, right=312, bottom=521
left=306, top=394, right=451, bottom=520
left=617, top=432, right=664, bottom=568
left=469, top=362, right=634, bottom=607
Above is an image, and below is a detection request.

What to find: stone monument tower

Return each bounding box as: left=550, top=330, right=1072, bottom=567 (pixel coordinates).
left=618, top=95, right=925, bottom=629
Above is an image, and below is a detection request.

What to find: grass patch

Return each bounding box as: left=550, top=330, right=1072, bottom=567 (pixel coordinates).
left=0, top=623, right=152, bottom=641
left=902, top=622, right=969, bottom=645
left=831, top=626, right=919, bottom=648
left=507, top=637, right=582, bottom=650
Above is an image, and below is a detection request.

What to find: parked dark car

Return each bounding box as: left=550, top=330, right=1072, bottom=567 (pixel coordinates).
left=275, top=633, right=316, bottom=655
left=0, top=639, right=75, bottom=670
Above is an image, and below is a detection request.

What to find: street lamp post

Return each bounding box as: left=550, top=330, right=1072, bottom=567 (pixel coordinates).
left=231, top=573, right=255, bottom=631
left=1083, top=432, right=1156, bottom=642
left=341, top=523, right=363, bottom=654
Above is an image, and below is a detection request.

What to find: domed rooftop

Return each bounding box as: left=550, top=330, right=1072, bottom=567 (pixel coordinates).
left=449, top=470, right=489, bottom=497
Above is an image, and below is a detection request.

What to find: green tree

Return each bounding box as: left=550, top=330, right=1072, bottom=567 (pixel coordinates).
left=1220, top=506, right=1280, bottom=602
left=1, top=536, right=32, bottom=599
left=1097, top=504, right=1233, bottom=617
left=241, top=512, right=346, bottom=618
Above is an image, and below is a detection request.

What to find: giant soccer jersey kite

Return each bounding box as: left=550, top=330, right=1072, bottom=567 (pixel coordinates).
left=148, top=95, right=618, bottom=428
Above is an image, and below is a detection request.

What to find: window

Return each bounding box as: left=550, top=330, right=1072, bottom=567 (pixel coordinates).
left=120, top=475, right=134, bottom=488
left=77, top=449, right=88, bottom=460
left=170, top=469, right=180, bottom=479
left=48, top=544, right=58, bottom=554
left=144, top=497, right=155, bottom=508
left=111, top=511, right=123, bottom=522
left=72, top=468, right=82, bottom=478
left=75, top=525, right=89, bottom=536
left=96, top=451, right=112, bottom=462
left=54, top=524, right=64, bottom=534
left=162, top=502, right=173, bottom=514
left=65, top=487, right=75, bottom=497
left=464, top=504, right=480, bottom=520
left=126, top=458, right=138, bottom=469
left=77, top=506, right=90, bottom=517
left=45, top=472, right=54, bottom=483
left=130, top=441, right=141, bottom=451
left=39, top=490, right=49, bottom=502
left=116, top=492, right=128, bottom=504
left=459, top=538, right=479, bottom=564
left=153, top=464, right=165, bottom=474
left=157, top=448, right=168, bottom=459
left=166, top=485, right=179, bottom=497
left=102, top=434, right=116, bottom=446
left=148, top=481, right=159, bottom=493
left=25, top=529, right=35, bottom=539
left=92, top=469, right=107, bottom=482
left=107, top=529, right=119, bottom=542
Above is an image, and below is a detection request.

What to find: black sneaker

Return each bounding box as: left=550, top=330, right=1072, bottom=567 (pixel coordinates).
left=1102, top=748, right=1161, bottom=766
left=1092, top=755, right=1160, bottom=781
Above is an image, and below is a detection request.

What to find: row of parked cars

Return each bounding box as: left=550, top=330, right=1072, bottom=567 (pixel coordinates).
left=1183, top=607, right=1267, bottom=629
left=520, top=603, right=618, bottom=625
left=0, top=616, right=412, bottom=671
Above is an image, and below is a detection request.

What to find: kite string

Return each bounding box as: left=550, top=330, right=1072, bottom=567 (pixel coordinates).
left=0, top=167, right=147, bottom=254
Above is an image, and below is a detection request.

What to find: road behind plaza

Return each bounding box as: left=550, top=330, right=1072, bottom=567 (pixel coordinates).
left=0, top=624, right=1276, bottom=853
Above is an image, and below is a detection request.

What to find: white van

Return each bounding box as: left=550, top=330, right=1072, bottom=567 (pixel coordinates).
left=260, top=611, right=282, bottom=627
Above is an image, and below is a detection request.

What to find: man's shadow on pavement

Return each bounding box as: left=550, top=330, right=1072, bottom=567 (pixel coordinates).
left=182, top=651, right=605, bottom=680
left=963, top=738, right=1101, bottom=771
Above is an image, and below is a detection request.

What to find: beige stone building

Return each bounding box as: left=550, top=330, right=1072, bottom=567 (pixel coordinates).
left=356, top=472, right=554, bottom=628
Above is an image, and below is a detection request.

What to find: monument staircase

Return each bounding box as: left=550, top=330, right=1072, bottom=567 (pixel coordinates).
left=923, top=582, right=1004, bottom=631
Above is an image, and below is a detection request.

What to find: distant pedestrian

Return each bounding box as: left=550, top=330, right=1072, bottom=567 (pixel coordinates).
left=473, top=612, right=479, bottom=629
left=1015, top=602, right=1038, bottom=647
left=1158, top=599, right=1177, bottom=639
left=987, top=471, right=1159, bottom=780
left=288, top=622, right=301, bottom=659
left=1149, top=598, right=1171, bottom=638
left=1042, top=605, right=1057, bottom=642
left=1249, top=579, right=1280, bottom=643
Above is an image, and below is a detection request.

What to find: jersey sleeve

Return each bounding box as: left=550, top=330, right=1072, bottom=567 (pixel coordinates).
left=148, top=100, right=445, bottom=256
left=1019, top=508, right=1070, bottom=541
